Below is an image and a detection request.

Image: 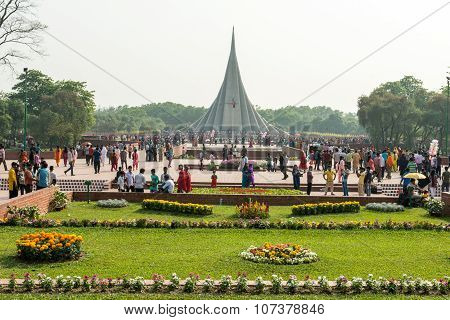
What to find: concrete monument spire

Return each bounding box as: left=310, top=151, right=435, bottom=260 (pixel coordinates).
left=191, top=28, right=278, bottom=135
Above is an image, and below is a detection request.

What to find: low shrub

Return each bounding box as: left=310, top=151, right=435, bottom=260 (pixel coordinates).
left=366, top=202, right=405, bottom=212
left=49, top=191, right=69, bottom=211
left=236, top=201, right=269, bottom=219
left=3, top=273, right=449, bottom=295
left=142, top=199, right=213, bottom=216
left=97, top=199, right=129, bottom=208
left=240, top=243, right=319, bottom=265
left=7, top=205, right=41, bottom=220
left=424, top=199, right=445, bottom=217
left=292, top=202, right=360, bottom=216
left=16, top=232, right=83, bottom=262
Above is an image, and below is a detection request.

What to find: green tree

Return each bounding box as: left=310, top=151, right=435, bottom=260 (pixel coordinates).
left=8, top=70, right=95, bottom=147
left=0, top=97, right=24, bottom=145
left=357, top=76, right=434, bottom=148
left=0, top=97, right=12, bottom=142
left=11, top=70, right=56, bottom=113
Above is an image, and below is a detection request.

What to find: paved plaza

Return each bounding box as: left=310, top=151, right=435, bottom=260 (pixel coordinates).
left=0, top=150, right=404, bottom=203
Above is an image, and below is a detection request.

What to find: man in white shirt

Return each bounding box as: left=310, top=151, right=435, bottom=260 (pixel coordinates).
left=125, top=166, right=135, bottom=192
left=64, top=147, right=75, bottom=176
left=101, top=146, right=107, bottom=166
left=117, top=172, right=125, bottom=192
left=134, top=168, right=146, bottom=192
left=379, top=154, right=386, bottom=179
left=162, top=175, right=174, bottom=193
left=160, top=167, right=172, bottom=184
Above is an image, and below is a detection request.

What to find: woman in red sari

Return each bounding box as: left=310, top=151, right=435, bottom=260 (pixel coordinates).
left=183, top=165, right=192, bottom=193
left=299, top=149, right=307, bottom=171
left=177, top=164, right=186, bottom=193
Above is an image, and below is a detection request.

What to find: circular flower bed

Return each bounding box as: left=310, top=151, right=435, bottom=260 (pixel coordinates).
left=16, top=232, right=83, bottom=262
left=240, top=243, right=319, bottom=265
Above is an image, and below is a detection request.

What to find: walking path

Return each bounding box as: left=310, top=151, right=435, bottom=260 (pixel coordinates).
left=0, top=150, right=406, bottom=203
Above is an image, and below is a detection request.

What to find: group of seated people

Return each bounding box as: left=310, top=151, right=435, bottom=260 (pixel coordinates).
left=114, top=164, right=193, bottom=194
left=114, top=166, right=176, bottom=193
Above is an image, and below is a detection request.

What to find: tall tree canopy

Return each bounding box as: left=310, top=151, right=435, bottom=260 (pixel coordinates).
left=357, top=76, right=447, bottom=149
left=0, top=69, right=95, bottom=147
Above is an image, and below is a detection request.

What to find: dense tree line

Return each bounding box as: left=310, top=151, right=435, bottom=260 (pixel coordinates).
left=257, top=106, right=364, bottom=135
left=0, top=70, right=95, bottom=147
left=357, top=76, right=448, bottom=149
left=92, top=103, right=206, bottom=134
left=92, top=104, right=365, bottom=135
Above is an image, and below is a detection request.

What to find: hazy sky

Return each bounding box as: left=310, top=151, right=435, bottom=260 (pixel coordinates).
left=1, top=0, right=449, bottom=112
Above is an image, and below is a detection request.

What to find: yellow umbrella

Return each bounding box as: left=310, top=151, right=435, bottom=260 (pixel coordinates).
left=403, top=172, right=426, bottom=180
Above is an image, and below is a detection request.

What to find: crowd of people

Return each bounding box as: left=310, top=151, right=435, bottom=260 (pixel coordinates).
left=2, top=135, right=448, bottom=202
left=3, top=143, right=57, bottom=199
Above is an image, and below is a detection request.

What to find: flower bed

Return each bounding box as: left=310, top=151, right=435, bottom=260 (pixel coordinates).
left=424, top=199, right=445, bottom=217
left=97, top=199, right=129, bottom=208
left=142, top=199, right=213, bottom=216
left=292, top=202, right=360, bottom=216
left=192, top=187, right=304, bottom=195
left=49, top=191, right=69, bottom=211
left=16, top=232, right=83, bottom=262
left=236, top=201, right=269, bottom=219
left=3, top=273, right=448, bottom=295
left=366, top=202, right=405, bottom=212
left=240, top=243, right=319, bottom=265
left=7, top=205, right=40, bottom=220
left=1, top=217, right=448, bottom=231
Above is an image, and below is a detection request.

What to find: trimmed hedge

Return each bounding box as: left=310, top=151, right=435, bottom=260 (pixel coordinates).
left=292, top=202, right=360, bottom=216
left=142, top=199, right=213, bottom=216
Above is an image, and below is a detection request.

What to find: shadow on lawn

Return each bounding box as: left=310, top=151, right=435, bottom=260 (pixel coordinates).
left=401, top=208, right=450, bottom=223
left=0, top=254, right=85, bottom=272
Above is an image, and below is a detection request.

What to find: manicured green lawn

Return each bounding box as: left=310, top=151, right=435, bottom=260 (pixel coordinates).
left=44, top=202, right=450, bottom=224
left=0, top=293, right=447, bottom=300
left=0, top=227, right=448, bottom=279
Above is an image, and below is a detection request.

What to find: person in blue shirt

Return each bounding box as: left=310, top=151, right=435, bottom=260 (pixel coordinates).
left=342, top=167, right=350, bottom=196
left=36, top=161, right=50, bottom=190
left=93, top=146, right=101, bottom=174
left=381, top=150, right=388, bottom=162
left=401, top=169, right=411, bottom=193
